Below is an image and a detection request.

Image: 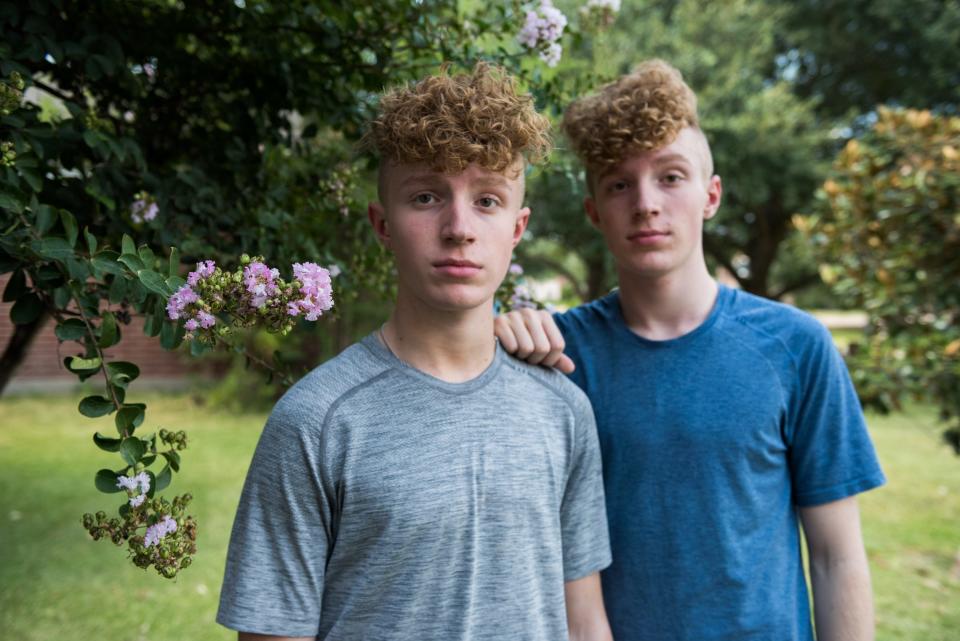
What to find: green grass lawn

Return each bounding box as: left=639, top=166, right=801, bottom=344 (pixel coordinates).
left=1, top=394, right=958, bottom=640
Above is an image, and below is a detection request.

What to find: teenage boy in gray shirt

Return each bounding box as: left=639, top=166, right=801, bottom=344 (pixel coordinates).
left=217, top=64, right=613, bottom=641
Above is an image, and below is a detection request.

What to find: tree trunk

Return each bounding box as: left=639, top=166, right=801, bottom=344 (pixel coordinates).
left=585, top=254, right=608, bottom=302
left=0, top=313, right=48, bottom=396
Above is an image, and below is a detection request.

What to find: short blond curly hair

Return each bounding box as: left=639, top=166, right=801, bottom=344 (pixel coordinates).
left=362, top=63, right=551, bottom=180
left=563, top=59, right=701, bottom=179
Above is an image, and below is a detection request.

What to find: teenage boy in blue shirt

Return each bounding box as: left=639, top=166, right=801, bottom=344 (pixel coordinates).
left=496, top=59, right=885, bottom=641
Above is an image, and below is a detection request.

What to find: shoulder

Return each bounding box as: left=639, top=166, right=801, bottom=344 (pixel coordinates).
left=266, top=341, right=392, bottom=438
left=720, top=287, right=834, bottom=353
left=500, top=352, right=594, bottom=420
left=554, top=290, right=619, bottom=334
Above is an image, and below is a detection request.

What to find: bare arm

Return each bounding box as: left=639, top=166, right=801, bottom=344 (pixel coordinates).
left=565, top=572, right=613, bottom=641
left=494, top=308, right=576, bottom=373
left=238, top=634, right=314, bottom=641
left=799, top=496, right=875, bottom=641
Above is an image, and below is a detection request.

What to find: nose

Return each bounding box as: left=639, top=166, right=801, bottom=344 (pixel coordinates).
left=441, top=196, right=476, bottom=244
left=634, top=180, right=661, bottom=218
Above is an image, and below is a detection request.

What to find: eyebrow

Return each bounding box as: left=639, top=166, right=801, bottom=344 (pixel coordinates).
left=652, top=153, right=694, bottom=166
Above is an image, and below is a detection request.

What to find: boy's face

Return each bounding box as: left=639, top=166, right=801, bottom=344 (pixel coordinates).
left=585, top=127, right=722, bottom=281
left=368, top=160, right=530, bottom=313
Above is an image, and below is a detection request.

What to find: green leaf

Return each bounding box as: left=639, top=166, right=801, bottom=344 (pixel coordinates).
left=67, top=355, right=101, bottom=371
left=108, top=275, right=127, bottom=304
left=160, top=319, right=185, bottom=350
left=114, top=405, right=145, bottom=434
left=166, top=275, right=186, bottom=291
left=2, top=269, right=25, bottom=302
left=33, top=237, right=74, bottom=260
left=98, top=311, right=118, bottom=348
left=10, top=293, right=43, bottom=324
left=65, top=256, right=90, bottom=282
left=55, top=318, right=87, bottom=341
left=161, top=450, right=181, bottom=472
left=190, top=339, right=211, bottom=356
left=137, top=269, right=170, bottom=296
left=141, top=454, right=157, bottom=468
left=144, top=469, right=157, bottom=497
left=78, top=395, right=115, bottom=418
left=35, top=205, right=57, bottom=234
left=118, top=253, right=145, bottom=272
left=168, top=247, right=180, bottom=278
left=155, top=465, right=172, bottom=492
left=84, top=227, right=97, bottom=255
left=119, top=437, right=146, bottom=466
left=0, top=185, right=26, bottom=213
left=121, top=234, right=136, bottom=257
left=93, top=432, right=122, bottom=452
left=106, top=361, right=140, bottom=388
left=59, top=210, right=78, bottom=247
left=53, top=285, right=71, bottom=309
left=95, top=468, right=123, bottom=494
left=91, top=251, right=126, bottom=277
left=137, top=245, right=156, bottom=269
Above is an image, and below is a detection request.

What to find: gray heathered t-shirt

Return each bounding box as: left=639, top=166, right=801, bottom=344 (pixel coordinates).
left=217, top=334, right=611, bottom=640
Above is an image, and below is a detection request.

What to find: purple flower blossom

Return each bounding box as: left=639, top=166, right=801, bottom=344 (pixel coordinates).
left=289, top=262, right=334, bottom=321
left=129, top=494, right=146, bottom=508
left=243, top=261, right=280, bottom=308
left=509, top=263, right=524, bottom=275
left=197, top=310, right=216, bottom=329
left=144, top=515, right=177, bottom=548
left=130, top=199, right=159, bottom=224
left=187, top=260, right=216, bottom=287
left=540, top=42, right=563, bottom=68
left=166, top=285, right=199, bottom=320
left=116, top=472, right=151, bottom=494
left=184, top=318, right=199, bottom=332
left=517, top=0, right=568, bottom=59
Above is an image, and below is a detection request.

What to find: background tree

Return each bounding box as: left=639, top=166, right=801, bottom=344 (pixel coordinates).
left=805, top=107, right=960, bottom=451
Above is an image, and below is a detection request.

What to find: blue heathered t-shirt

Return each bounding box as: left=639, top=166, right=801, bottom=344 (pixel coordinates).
left=554, top=284, right=885, bottom=641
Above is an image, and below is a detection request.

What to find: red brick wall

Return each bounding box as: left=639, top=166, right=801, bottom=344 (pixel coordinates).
left=1, top=272, right=197, bottom=384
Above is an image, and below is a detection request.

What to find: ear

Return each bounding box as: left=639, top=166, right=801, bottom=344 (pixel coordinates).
left=703, top=175, right=722, bottom=221
left=584, top=196, right=601, bottom=229
left=368, top=202, right=390, bottom=248
left=511, top=206, right=531, bottom=248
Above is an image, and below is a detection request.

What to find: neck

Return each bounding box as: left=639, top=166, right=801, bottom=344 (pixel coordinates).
left=381, top=290, right=497, bottom=383
left=616, top=260, right=718, bottom=341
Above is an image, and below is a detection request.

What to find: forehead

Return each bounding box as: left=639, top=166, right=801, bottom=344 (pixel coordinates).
left=600, top=127, right=711, bottom=178
left=382, top=159, right=525, bottom=194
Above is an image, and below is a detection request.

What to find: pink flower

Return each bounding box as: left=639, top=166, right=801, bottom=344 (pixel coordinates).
left=166, top=285, right=199, bottom=320
left=184, top=318, right=199, bottom=332
left=243, top=261, right=280, bottom=308
left=187, top=260, right=216, bottom=287
left=509, top=263, right=524, bottom=275
left=144, top=515, right=177, bottom=548
left=197, top=310, right=216, bottom=329
left=290, top=262, right=334, bottom=321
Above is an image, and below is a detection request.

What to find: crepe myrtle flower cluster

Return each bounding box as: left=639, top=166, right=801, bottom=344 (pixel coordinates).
left=130, top=191, right=159, bottom=224
left=517, top=0, right=568, bottom=67
left=117, top=471, right=151, bottom=508
left=495, top=263, right=553, bottom=312
left=580, top=0, right=621, bottom=28
left=83, top=493, right=198, bottom=578
left=166, top=255, right=336, bottom=342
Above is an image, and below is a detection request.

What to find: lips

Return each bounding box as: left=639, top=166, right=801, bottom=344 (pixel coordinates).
left=433, top=259, right=482, bottom=277
left=628, top=230, right=670, bottom=245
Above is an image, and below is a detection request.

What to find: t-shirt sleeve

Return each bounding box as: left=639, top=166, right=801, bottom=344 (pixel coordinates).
left=786, top=321, right=886, bottom=507
left=217, top=394, right=333, bottom=637
left=559, top=392, right=612, bottom=581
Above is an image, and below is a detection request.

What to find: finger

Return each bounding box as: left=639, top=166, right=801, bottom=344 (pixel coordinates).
left=507, top=312, right=536, bottom=358
left=520, top=308, right=553, bottom=364
left=555, top=354, right=576, bottom=374
left=494, top=315, right=519, bottom=353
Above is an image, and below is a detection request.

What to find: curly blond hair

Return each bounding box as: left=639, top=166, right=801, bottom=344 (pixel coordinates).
left=563, top=59, right=699, bottom=176
left=362, top=63, right=551, bottom=177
